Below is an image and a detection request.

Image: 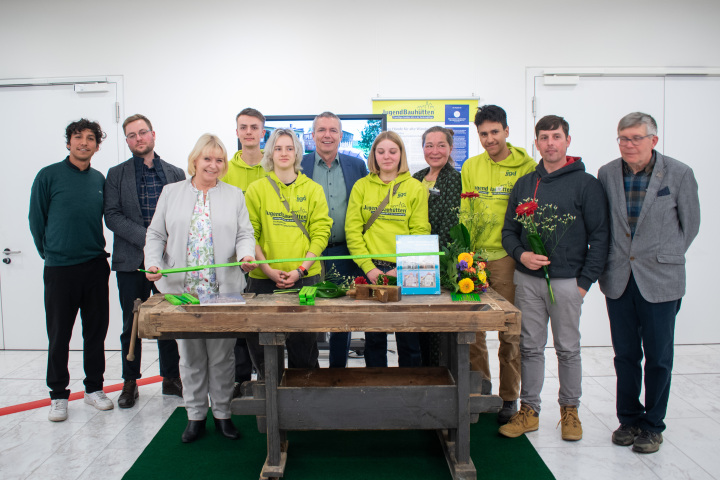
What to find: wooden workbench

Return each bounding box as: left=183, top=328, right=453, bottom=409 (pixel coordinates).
left=138, top=289, right=520, bottom=480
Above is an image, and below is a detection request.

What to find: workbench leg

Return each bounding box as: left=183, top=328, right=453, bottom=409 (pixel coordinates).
left=260, top=334, right=287, bottom=479
left=439, top=332, right=477, bottom=480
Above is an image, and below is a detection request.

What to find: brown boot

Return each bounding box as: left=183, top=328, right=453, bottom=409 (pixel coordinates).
left=558, top=405, right=582, bottom=441
left=498, top=404, right=539, bottom=438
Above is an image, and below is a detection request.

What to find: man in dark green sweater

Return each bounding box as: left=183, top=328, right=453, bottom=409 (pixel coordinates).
left=29, top=118, right=114, bottom=422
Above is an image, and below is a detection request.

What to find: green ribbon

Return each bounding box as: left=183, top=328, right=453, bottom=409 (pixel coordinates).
left=139, top=251, right=444, bottom=276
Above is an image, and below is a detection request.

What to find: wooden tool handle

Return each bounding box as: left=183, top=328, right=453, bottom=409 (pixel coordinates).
left=126, top=299, right=143, bottom=361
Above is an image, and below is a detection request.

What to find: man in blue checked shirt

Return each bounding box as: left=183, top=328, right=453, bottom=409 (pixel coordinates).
left=104, top=114, right=186, bottom=408
left=598, top=112, right=700, bottom=454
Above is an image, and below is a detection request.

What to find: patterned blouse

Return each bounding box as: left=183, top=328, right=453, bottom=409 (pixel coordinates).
left=184, top=182, right=219, bottom=297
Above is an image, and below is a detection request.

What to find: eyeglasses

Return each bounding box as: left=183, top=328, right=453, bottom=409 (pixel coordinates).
left=617, top=134, right=654, bottom=146
left=126, top=129, right=152, bottom=141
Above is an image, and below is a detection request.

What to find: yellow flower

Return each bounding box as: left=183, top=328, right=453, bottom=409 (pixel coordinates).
left=477, top=271, right=487, bottom=283
left=459, top=278, right=474, bottom=293
left=458, top=252, right=474, bottom=267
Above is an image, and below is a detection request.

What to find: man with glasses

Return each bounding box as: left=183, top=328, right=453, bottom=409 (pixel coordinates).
left=300, top=111, right=367, bottom=367
left=105, top=114, right=186, bottom=408
left=598, top=112, right=700, bottom=454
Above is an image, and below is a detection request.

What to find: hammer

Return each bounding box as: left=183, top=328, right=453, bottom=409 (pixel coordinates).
left=126, top=298, right=143, bottom=361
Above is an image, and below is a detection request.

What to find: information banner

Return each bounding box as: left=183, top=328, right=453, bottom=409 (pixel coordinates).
left=372, top=98, right=479, bottom=173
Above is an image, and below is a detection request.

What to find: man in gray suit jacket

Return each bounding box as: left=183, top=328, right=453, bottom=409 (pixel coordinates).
left=598, top=112, right=700, bottom=454
left=104, top=114, right=186, bottom=408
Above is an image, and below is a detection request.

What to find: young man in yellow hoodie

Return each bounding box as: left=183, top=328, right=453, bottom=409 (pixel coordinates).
left=221, top=107, right=268, bottom=397
left=460, top=105, right=536, bottom=424
left=222, top=107, right=268, bottom=193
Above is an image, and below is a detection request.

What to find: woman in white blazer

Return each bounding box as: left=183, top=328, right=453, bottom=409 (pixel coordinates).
left=145, top=134, right=256, bottom=443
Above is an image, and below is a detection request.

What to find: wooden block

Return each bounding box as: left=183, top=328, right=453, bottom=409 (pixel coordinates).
left=353, top=284, right=401, bottom=302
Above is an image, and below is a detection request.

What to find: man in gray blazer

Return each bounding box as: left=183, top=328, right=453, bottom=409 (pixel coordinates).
left=104, top=114, right=186, bottom=408
left=598, top=112, right=700, bottom=454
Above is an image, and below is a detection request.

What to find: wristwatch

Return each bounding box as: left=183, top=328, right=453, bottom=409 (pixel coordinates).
left=297, top=266, right=308, bottom=277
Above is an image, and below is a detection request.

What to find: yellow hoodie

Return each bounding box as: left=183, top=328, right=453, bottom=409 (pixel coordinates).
left=461, top=143, right=536, bottom=260
left=245, top=172, right=332, bottom=279
left=345, top=171, right=430, bottom=274
left=221, top=150, right=267, bottom=193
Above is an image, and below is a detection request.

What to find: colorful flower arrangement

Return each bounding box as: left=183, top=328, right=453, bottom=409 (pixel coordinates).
left=439, top=193, right=492, bottom=296
left=514, top=198, right=576, bottom=304
left=455, top=252, right=489, bottom=294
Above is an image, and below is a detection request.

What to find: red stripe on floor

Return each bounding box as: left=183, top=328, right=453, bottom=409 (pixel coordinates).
left=0, top=375, right=163, bottom=416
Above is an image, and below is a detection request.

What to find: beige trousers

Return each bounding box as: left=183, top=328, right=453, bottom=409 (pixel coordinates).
left=469, top=255, right=521, bottom=401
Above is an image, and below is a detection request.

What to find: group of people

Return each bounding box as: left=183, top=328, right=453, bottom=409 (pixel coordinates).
left=29, top=105, right=699, bottom=454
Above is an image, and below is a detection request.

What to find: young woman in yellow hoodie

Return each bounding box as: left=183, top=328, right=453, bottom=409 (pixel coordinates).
left=244, top=128, right=332, bottom=375
left=345, top=131, right=431, bottom=367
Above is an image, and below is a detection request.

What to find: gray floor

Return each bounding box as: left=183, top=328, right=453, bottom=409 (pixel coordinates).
left=1, top=337, right=719, bottom=480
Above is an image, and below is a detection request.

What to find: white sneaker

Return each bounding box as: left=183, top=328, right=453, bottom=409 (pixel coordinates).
left=48, top=399, right=68, bottom=422
left=84, top=391, right=114, bottom=411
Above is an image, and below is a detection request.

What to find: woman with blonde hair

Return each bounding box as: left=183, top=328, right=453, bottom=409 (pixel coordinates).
left=244, top=128, right=332, bottom=375
left=145, top=133, right=256, bottom=443
left=345, top=131, right=431, bottom=367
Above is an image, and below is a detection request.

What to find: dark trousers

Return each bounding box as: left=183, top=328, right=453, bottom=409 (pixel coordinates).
left=44, top=257, right=110, bottom=399
left=245, top=275, right=320, bottom=378
left=606, top=274, right=680, bottom=433
left=324, top=243, right=364, bottom=368
left=116, top=271, right=179, bottom=380
left=364, top=332, right=421, bottom=367
left=234, top=338, right=253, bottom=383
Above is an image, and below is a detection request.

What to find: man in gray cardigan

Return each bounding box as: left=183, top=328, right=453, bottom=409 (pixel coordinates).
left=104, top=114, right=186, bottom=408
left=599, top=112, right=700, bottom=454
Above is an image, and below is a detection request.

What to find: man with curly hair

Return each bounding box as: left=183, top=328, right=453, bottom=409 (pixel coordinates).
left=30, top=118, right=113, bottom=422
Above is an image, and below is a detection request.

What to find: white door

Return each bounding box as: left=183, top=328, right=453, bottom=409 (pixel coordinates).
left=664, top=76, right=719, bottom=344
left=530, top=74, right=665, bottom=347
left=530, top=72, right=716, bottom=345
left=0, top=80, right=123, bottom=349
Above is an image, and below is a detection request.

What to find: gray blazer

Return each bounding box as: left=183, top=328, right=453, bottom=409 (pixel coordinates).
left=144, top=179, right=255, bottom=294
left=598, top=152, right=700, bottom=302
left=104, top=157, right=185, bottom=271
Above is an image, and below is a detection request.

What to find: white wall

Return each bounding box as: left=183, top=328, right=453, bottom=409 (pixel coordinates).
left=3, top=0, right=719, bottom=162
left=2, top=0, right=719, bottom=345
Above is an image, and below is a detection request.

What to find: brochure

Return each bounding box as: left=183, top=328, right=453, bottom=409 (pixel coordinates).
left=396, top=235, right=441, bottom=295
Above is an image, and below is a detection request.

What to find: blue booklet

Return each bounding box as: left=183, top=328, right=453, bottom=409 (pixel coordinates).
left=396, top=235, right=441, bottom=295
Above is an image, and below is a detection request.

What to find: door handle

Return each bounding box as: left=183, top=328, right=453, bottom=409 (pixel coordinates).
left=3, top=248, right=21, bottom=255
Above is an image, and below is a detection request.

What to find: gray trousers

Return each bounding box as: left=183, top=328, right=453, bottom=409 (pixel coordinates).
left=178, top=338, right=235, bottom=421
left=514, top=271, right=583, bottom=413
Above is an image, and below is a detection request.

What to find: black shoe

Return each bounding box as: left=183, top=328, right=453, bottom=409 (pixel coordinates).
left=118, top=380, right=139, bottom=409
left=232, top=382, right=243, bottom=399
left=497, top=400, right=518, bottom=425
left=632, top=430, right=663, bottom=453
left=612, top=424, right=641, bottom=446
left=214, top=417, right=240, bottom=440
left=181, top=419, right=206, bottom=443
left=162, top=377, right=183, bottom=397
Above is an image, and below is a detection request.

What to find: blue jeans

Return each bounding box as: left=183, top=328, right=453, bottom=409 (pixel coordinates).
left=606, top=274, right=680, bottom=433
left=324, top=243, right=363, bottom=368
